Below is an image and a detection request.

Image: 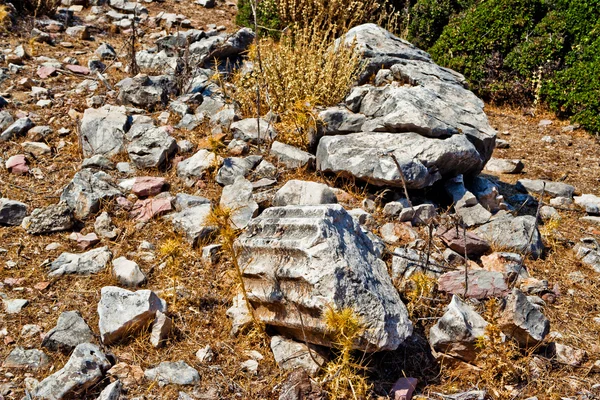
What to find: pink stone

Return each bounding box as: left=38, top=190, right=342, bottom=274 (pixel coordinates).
left=37, top=66, right=57, bottom=79
left=130, top=197, right=172, bottom=221
left=116, top=196, right=133, bottom=210
left=73, top=232, right=100, bottom=250
left=6, top=154, right=28, bottom=174
left=391, top=377, right=418, bottom=400
left=438, top=269, right=509, bottom=299
left=65, top=64, right=90, bottom=75
left=132, top=177, right=167, bottom=197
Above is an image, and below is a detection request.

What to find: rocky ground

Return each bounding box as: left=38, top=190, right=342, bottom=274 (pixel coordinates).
left=1, top=1, right=600, bottom=400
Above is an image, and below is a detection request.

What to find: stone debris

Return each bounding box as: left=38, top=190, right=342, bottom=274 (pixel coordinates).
left=2, top=347, right=50, bottom=370
left=42, top=311, right=94, bottom=353
left=144, top=361, right=200, bottom=386
left=48, top=246, right=112, bottom=277
left=98, top=286, right=167, bottom=344
left=270, top=335, right=326, bottom=377
left=498, top=288, right=550, bottom=347
left=112, top=256, right=147, bottom=287
left=235, top=205, right=412, bottom=351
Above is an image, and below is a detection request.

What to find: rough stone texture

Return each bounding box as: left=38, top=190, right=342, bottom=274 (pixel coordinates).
left=438, top=270, right=508, bottom=299
left=0, top=198, right=28, bottom=226
left=467, top=176, right=506, bottom=213
left=0, top=117, right=35, bottom=141
left=271, top=141, right=315, bottom=169
left=131, top=176, right=167, bottom=197
left=484, top=158, right=524, bottom=174
left=177, top=149, right=221, bottom=185
left=42, top=311, right=94, bottom=353
left=235, top=204, right=412, bottom=351
left=437, top=226, right=491, bottom=258
left=173, top=193, right=210, bottom=211
left=429, top=296, right=488, bottom=362
left=231, top=118, right=277, bottom=144
left=272, top=180, right=337, bottom=207
left=3, top=347, right=50, bottom=370
left=317, top=131, right=483, bottom=189
left=498, top=288, right=550, bottom=347
left=48, top=246, right=112, bottom=277
left=144, top=361, right=200, bottom=387
left=97, top=380, right=122, bottom=400
left=126, top=124, right=177, bottom=169
left=112, top=256, right=146, bottom=287
left=31, top=343, right=111, bottom=400
left=480, top=252, right=528, bottom=281
left=80, top=105, right=130, bottom=157
left=516, top=179, right=575, bottom=199
left=315, top=24, right=496, bottom=188
left=98, top=286, right=167, bottom=345
left=574, top=194, right=600, bottom=215
left=165, top=203, right=215, bottom=245
left=216, top=156, right=262, bottom=186
left=219, top=176, right=258, bottom=229
left=474, top=213, right=544, bottom=258
left=60, top=169, right=122, bottom=219
left=398, top=203, right=437, bottom=225
left=270, top=335, right=326, bottom=377
left=4, top=298, right=29, bottom=314
left=150, top=311, right=172, bottom=348
left=117, top=74, right=175, bottom=110
left=278, top=368, right=323, bottom=400
left=95, top=212, right=119, bottom=239
left=130, top=196, right=173, bottom=221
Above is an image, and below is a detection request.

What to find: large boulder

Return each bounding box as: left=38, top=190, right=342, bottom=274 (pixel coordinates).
left=80, top=105, right=131, bottom=157
left=234, top=204, right=412, bottom=351
left=316, top=24, right=496, bottom=188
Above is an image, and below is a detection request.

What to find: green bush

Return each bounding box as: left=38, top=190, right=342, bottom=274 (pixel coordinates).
left=236, top=0, right=282, bottom=36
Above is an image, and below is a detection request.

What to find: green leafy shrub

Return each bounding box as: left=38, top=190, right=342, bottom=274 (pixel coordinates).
left=236, top=0, right=282, bottom=36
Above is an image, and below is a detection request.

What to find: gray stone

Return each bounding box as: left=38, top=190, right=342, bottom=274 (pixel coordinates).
left=94, top=212, right=119, bottom=239
left=382, top=199, right=410, bottom=217
left=231, top=118, right=277, bottom=144
left=189, top=28, right=255, bottom=64
left=3, top=347, right=50, bottom=370
left=255, top=160, right=278, bottom=178
left=516, top=179, right=575, bottom=199
left=21, top=141, right=51, bottom=156
left=60, top=169, right=122, bottom=219
left=317, top=131, right=484, bottom=189
left=176, top=113, right=201, bottom=130
left=216, top=156, right=262, bottom=186
left=474, top=213, right=544, bottom=258
left=0, top=110, right=14, bottom=131
left=31, top=343, right=111, bottom=400
left=399, top=203, right=437, bottom=225
left=117, top=74, right=175, bottom=110
left=144, top=361, right=200, bottom=387
left=455, top=203, right=492, bottom=227
left=98, top=286, right=167, bottom=345
left=429, top=296, right=488, bottom=362
left=177, top=149, right=221, bottom=185
left=21, top=202, right=74, bottom=234
left=112, top=256, right=146, bottom=287
left=126, top=123, right=177, bottom=168
left=97, top=380, right=122, bottom=400
left=82, top=155, right=116, bottom=170
left=271, top=141, right=315, bottom=169
left=165, top=204, right=215, bottom=245
left=270, top=335, right=326, bottom=377
left=3, top=298, right=29, bottom=314
left=150, top=311, right=172, bottom=348
left=48, top=246, right=113, bottom=277
left=80, top=105, right=130, bottom=157
left=0, top=198, right=28, bottom=226
left=484, top=158, right=524, bottom=174
left=201, top=244, right=221, bottom=265
left=173, top=193, right=210, bottom=211
left=0, top=117, right=34, bottom=141
left=317, top=106, right=366, bottom=137
left=96, top=42, right=117, bottom=59
left=467, top=176, right=506, bottom=213
left=540, top=205, right=559, bottom=221
left=195, top=345, right=214, bottom=363
left=235, top=205, right=412, bottom=351
left=219, top=176, right=258, bottom=229
left=272, top=180, right=337, bottom=206
left=42, top=311, right=94, bottom=353
left=574, top=194, right=600, bottom=215
left=498, top=288, right=550, bottom=347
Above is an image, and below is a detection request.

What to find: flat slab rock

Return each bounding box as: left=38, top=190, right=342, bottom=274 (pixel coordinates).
left=144, top=361, right=200, bottom=387
left=438, top=269, right=509, bottom=299
left=234, top=204, right=412, bottom=351
left=98, top=286, right=166, bottom=345
left=3, top=347, right=50, bottom=370
left=48, top=246, right=112, bottom=277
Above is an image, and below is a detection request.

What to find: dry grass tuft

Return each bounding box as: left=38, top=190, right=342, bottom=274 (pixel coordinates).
left=232, top=24, right=363, bottom=149
left=321, top=306, right=371, bottom=399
